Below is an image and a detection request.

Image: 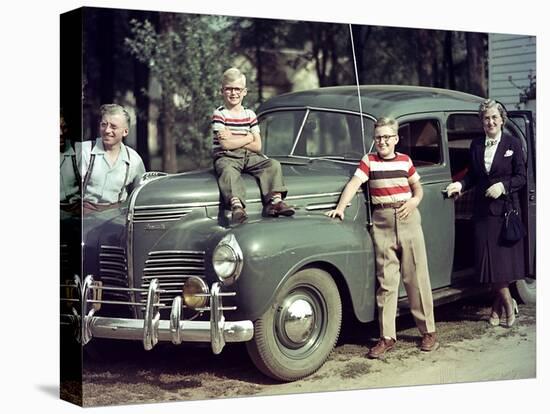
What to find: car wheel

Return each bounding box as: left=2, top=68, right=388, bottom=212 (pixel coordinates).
left=246, top=268, right=342, bottom=381
left=512, top=277, right=536, bottom=304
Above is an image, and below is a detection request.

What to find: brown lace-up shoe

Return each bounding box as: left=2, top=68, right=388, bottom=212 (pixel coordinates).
left=420, top=332, right=440, bottom=352
left=367, top=337, right=396, bottom=359
left=231, top=206, right=248, bottom=224
left=266, top=201, right=295, bottom=217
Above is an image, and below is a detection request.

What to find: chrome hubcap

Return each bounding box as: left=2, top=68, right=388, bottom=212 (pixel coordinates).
left=283, top=299, right=315, bottom=344
left=275, top=290, right=321, bottom=355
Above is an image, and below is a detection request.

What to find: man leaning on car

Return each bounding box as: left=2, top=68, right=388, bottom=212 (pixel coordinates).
left=80, top=104, right=145, bottom=214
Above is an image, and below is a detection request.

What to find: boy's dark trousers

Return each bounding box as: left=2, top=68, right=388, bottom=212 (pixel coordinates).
left=213, top=149, right=287, bottom=207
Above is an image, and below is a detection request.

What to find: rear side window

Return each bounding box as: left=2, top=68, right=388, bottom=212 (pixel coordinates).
left=446, top=114, right=484, bottom=180
left=396, top=119, right=442, bottom=167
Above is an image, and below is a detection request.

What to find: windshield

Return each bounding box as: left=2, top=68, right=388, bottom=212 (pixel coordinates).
left=259, top=109, right=374, bottom=160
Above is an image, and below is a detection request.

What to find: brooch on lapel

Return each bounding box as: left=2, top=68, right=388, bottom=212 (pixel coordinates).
left=504, top=150, right=514, bottom=157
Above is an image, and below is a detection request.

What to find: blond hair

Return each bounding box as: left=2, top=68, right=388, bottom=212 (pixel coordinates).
left=374, top=116, right=399, bottom=134
left=100, top=104, right=131, bottom=128
left=222, top=67, right=246, bottom=87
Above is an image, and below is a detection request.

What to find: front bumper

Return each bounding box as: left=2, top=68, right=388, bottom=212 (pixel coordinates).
left=61, top=275, right=254, bottom=354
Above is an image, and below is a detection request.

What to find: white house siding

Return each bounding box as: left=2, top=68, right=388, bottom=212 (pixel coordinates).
left=488, top=33, right=536, bottom=110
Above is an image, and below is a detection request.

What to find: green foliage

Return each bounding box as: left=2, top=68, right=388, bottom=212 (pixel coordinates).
left=509, top=70, right=536, bottom=103
left=126, top=14, right=233, bottom=168
left=120, top=11, right=487, bottom=171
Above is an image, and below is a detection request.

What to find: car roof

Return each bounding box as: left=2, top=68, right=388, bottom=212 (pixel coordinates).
left=258, top=85, right=485, bottom=119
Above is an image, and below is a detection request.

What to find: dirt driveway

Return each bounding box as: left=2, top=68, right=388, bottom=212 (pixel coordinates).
left=65, top=297, right=536, bottom=407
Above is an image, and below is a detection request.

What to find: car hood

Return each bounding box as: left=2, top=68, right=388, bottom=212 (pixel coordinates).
left=134, top=158, right=356, bottom=207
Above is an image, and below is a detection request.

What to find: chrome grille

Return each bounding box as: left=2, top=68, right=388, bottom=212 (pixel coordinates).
left=133, top=205, right=193, bottom=222
left=141, top=250, right=206, bottom=308
left=99, top=245, right=129, bottom=302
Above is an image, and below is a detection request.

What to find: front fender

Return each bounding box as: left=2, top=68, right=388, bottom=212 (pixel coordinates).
left=231, top=213, right=376, bottom=321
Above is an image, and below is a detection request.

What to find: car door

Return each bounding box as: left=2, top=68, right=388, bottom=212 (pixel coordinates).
left=394, top=115, right=454, bottom=292
left=507, top=111, right=536, bottom=278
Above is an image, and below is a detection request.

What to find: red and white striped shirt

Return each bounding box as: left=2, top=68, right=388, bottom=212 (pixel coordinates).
left=211, top=106, right=260, bottom=156
left=354, top=152, right=420, bottom=204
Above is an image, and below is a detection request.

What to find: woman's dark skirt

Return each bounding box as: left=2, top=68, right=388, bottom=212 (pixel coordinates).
left=474, top=215, right=525, bottom=284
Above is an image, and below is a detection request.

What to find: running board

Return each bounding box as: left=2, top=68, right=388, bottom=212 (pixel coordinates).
left=396, top=284, right=490, bottom=316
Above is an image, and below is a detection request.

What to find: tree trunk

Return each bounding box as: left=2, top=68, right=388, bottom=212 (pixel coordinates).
left=329, top=31, right=338, bottom=85
left=416, top=30, right=435, bottom=86
left=444, top=32, right=456, bottom=90
left=133, top=59, right=150, bottom=170
left=466, top=32, right=487, bottom=97
left=161, top=94, right=177, bottom=173
left=254, top=22, right=264, bottom=103
left=98, top=9, right=114, bottom=104
left=159, top=13, right=178, bottom=173
left=131, top=10, right=156, bottom=171
left=351, top=25, right=371, bottom=84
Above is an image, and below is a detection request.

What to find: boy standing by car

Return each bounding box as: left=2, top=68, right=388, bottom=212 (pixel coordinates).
left=212, top=67, right=294, bottom=224
left=326, top=116, right=439, bottom=358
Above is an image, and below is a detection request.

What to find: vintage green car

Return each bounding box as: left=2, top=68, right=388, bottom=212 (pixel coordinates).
left=61, top=85, right=536, bottom=381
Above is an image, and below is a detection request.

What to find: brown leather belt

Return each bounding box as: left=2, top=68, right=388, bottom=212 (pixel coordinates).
left=82, top=201, right=122, bottom=214
left=372, top=202, right=406, bottom=210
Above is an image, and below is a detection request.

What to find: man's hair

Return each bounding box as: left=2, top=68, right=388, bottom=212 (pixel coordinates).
left=222, top=67, right=246, bottom=87
left=478, top=99, right=508, bottom=123
left=374, top=116, right=399, bottom=134
left=100, top=104, right=131, bottom=128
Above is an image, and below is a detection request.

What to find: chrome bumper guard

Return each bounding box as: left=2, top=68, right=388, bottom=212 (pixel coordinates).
left=61, top=275, right=254, bottom=354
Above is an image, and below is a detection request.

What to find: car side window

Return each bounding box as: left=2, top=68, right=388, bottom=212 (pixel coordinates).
left=396, top=119, right=442, bottom=167
left=446, top=113, right=485, bottom=220
left=446, top=114, right=483, bottom=181
left=298, top=111, right=366, bottom=158
left=260, top=110, right=306, bottom=156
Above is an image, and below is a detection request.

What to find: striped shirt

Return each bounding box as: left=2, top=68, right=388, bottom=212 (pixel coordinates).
left=211, top=106, right=260, bottom=156
left=354, top=152, right=420, bottom=204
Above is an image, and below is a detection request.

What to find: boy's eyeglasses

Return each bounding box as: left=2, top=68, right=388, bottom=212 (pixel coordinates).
left=373, top=134, right=397, bottom=143
left=223, top=87, right=244, bottom=94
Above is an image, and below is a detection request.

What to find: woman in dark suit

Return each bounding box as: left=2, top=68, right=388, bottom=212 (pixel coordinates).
left=446, top=99, right=526, bottom=328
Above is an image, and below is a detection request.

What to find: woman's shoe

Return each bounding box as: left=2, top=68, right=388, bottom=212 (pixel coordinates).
left=488, top=305, right=504, bottom=327
left=488, top=312, right=500, bottom=326
left=505, top=299, right=519, bottom=328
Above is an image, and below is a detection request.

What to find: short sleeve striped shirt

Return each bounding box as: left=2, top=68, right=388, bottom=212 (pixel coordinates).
left=211, top=106, right=260, bottom=155
left=353, top=152, right=420, bottom=204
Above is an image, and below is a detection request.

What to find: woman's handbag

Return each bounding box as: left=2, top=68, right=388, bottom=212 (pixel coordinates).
left=500, top=190, right=526, bottom=245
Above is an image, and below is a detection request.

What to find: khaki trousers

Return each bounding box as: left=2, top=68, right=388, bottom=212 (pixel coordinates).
left=371, top=208, right=436, bottom=340
left=214, top=150, right=287, bottom=207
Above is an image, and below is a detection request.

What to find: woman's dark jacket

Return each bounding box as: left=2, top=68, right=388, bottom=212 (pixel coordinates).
left=460, top=133, right=526, bottom=218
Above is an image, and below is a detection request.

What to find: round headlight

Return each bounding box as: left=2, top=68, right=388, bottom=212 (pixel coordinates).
left=182, top=277, right=209, bottom=309
left=212, top=233, right=243, bottom=285
left=213, top=244, right=238, bottom=279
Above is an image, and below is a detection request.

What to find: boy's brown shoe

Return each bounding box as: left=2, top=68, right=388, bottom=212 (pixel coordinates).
left=420, top=332, right=440, bottom=352
left=231, top=206, right=248, bottom=224
left=266, top=201, right=295, bottom=217
left=367, top=337, right=396, bottom=359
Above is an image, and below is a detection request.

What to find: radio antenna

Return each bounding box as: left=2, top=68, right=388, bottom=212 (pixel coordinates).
left=348, top=24, right=369, bottom=153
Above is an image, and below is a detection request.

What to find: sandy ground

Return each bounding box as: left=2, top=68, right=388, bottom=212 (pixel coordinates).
left=64, top=298, right=536, bottom=407
left=262, top=319, right=536, bottom=397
